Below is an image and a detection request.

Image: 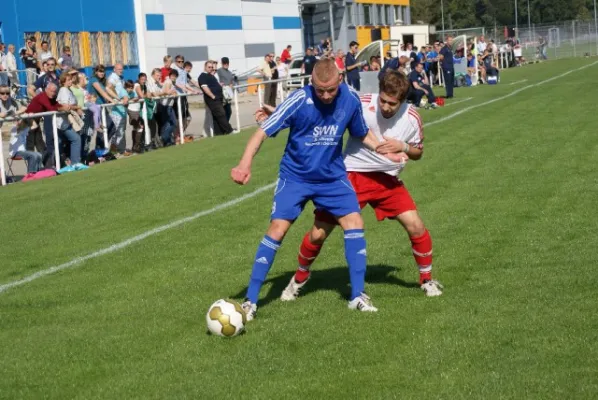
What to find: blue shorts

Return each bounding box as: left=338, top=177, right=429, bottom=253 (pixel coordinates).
left=271, top=176, right=360, bottom=221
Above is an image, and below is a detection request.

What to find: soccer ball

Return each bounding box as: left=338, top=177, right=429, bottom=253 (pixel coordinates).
left=206, top=299, right=247, bottom=337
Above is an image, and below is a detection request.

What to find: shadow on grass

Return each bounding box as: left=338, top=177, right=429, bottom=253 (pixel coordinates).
left=231, top=264, right=420, bottom=308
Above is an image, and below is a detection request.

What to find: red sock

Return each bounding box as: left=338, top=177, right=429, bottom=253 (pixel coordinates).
left=295, top=232, right=322, bottom=282
left=410, top=230, right=433, bottom=285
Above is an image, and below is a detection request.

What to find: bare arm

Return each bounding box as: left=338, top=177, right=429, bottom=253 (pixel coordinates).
left=201, top=85, right=216, bottom=100
left=231, top=129, right=269, bottom=185
left=92, top=82, right=114, bottom=103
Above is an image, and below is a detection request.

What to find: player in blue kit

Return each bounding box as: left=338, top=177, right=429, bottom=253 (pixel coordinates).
left=231, top=59, right=384, bottom=320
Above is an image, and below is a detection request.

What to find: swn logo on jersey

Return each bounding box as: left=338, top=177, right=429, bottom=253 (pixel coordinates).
left=313, top=125, right=339, bottom=137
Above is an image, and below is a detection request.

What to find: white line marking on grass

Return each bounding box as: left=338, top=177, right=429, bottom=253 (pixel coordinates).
left=444, top=97, right=473, bottom=106
left=1, top=60, right=597, bottom=295
left=0, top=183, right=276, bottom=294
left=509, top=79, right=528, bottom=85
left=425, top=61, right=598, bottom=129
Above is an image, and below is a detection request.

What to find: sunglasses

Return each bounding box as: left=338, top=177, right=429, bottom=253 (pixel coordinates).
left=176, top=60, right=184, bottom=63
left=0, top=91, right=10, bottom=95
left=47, top=63, right=56, bottom=66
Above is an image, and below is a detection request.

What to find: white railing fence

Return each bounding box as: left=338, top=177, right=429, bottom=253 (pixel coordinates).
left=0, top=74, right=312, bottom=186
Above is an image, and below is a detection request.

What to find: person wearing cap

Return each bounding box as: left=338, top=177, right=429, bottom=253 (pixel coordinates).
left=217, top=57, right=235, bottom=122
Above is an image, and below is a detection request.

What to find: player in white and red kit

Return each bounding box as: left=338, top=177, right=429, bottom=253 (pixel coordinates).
left=281, top=71, right=443, bottom=300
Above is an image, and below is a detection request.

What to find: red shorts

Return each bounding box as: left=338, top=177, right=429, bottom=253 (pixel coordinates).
left=315, top=171, right=417, bottom=224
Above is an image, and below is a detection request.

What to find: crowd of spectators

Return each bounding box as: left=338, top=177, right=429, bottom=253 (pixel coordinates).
left=1, top=36, right=239, bottom=179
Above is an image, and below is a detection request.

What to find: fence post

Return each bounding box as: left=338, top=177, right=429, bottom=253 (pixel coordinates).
left=177, top=96, right=185, bottom=145
left=257, top=83, right=263, bottom=107
left=573, top=20, right=577, bottom=58
left=0, top=128, right=6, bottom=186
left=52, top=114, right=60, bottom=170
left=101, top=107, right=109, bottom=149
left=142, top=101, right=150, bottom=146
left=233, top=88, right=241, bottom=134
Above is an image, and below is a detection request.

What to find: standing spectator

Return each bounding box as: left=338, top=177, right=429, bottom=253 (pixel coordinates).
left=217, top=57, right=235, bottom=123
left=198, top=61, right=233, bottom=135
left=258, top=54, right=274, bottom=107
left=438, top=37, right=455, bottom=98
left=28, top=57, right=59, bottom=98
left=477, top=36, right=487, bottom=55
left=158, top=69, right=178, bottom=146
left=39, top=41, right=54, bottom=63
left=125, top=80, right=144, bottom=154
left=335, top=50, right=345, bottom=75
left=107, top=66, right=130, bottom=155
left=22, top=36, right=38, bottom=86
left=5, top=44, right=19, bottom=92
left=88, top=65, right=115, bottom=104
left=300, top=47, right=317, bottom=86
left=281, top=45, right=292, bottom=64
left=55, top=73, right=83, bottom=165
left=408, top=63, right=438, bottom=108
left=267, top=53, right=278, bottom=107
left=161, top=55, right=172, bottom=83
left=73, top=71, right=101, bottom=157
left=0, top=84, right=27, bottom=127
left=58, top=46, right=73, bottom=70
left=9, top=121, right=43, bottom=173
left=0, top=43, right=7, bottom=87
left=345, top=41, right=363, bottom=91
left=145, top=68, right=163, bottom=149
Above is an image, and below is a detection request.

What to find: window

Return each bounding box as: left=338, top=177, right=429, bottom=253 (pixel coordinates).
left=363, top=4, right=371, bottom=25
left=378, top=4, right=385, bottom=25
left=386, top=5, right=392, bottom=24
left=347, top=3, right=354, bottom=26
left=394, top=5, right=401, bottom=22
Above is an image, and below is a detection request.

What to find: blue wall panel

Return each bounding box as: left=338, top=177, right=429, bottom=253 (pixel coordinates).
left=273, top=17, right=301, bottom=30
left=146, top=14, right=165, bottom=31
left=206, top=16, right=243, bottom=31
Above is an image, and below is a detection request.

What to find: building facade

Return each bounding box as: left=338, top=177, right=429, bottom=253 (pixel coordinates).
left=301, top=0, right=411, bottom=52
left=0, top=0, right=409, bottom=79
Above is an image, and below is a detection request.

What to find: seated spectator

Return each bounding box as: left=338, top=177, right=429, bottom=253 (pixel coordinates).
left=0, top=84, right=27, bottom=126
left=481, top=47, right=500, bottom=82
left=56, top=73, right=83, bottom=165
left=408, top=63, right=438, bottom=109
left=9, top=120, right=43, bottom=173
left=58, top=46, right=73, bottom=70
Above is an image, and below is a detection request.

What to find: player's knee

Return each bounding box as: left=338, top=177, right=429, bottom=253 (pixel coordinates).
left=266, top=219, right=292, bottom=242
left=405, top=218, right=426, bottom=237
left=338, top=212, right=364, bottom=231
left=309, top=226, right=328, bottom=245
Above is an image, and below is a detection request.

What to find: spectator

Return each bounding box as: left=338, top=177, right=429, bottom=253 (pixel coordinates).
left=157, top=69, right=178, bottom=146
left=125, top=80, right=144, bottom=154
left=9, top=121, right=43, bottom=173
left=107, top=65, right=130, bottom=155
left=88, top=64, right=115, bottom=104
left=301, top=47, right=317, bottom=86
left=267, top=52, right=278, bottom=107
left=481, top=47, right=500, bottom=82
left=477, top=36, right=487, bottom=55
left=345, top=41, right=362, bottom=91
left=161, top=55, right=173, bottom=83
left=438, top=37, right=455, bottom=98
left=217, top=57, right=235, bottom=122
left=39, top=41, right=54, bottom=63
left=335, top=50, right=345, bottom=75
left=0, top=84, right=27, bottom=127
left=408, top=63, right=438, bottom=108
left=145, top=68, right=163, bottom=148
left=22, top=36, right=38, bottom=85
left=259, top=54, right=275, bottom=107
left=26, top=84, right=61, bottom=166
left=369, top=56, right=381, bottom=71
left=5, top=44, right=19, bottom=91
left=281, top=45, right=292, bottom=64
left=198, top=61, right=233, bottom=135
left=55, top=73, right=83, bottom=165
left=28, top=57, right=59, bottom=98
left=73, top=71, right=101, bottom=156
left=0, top=43, right=7, bottom=87
left=58, top=46, right=73, bottom=70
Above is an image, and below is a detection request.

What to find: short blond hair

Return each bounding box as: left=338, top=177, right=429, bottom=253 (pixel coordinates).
left=313, top=58, right=339, bottom=82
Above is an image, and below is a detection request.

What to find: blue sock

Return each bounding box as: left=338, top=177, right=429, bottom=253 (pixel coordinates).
left=344, top=229, right=367, bottom=300
left=246, top=235, right=281, bottom=304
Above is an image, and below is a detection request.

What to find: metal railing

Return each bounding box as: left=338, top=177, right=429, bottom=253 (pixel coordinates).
left=1, top=74, right=312, bottom=186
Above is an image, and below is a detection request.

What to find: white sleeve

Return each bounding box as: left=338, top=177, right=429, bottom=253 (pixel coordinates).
left=406, top=107, right=424, bottom=149
left=57, top=88, right=70, bottom=105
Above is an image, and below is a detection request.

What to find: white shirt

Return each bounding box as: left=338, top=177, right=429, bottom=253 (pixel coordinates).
left=344, top=94, right=423, bottom=177
left=160, top=78, right=175, bottom=107
left=40, top=51, right=54, bottom=62
left=108, top=72, right=124, bottom=92
left=477, top=41, right=487, bottom=54
left=9, top=126, right=28, bottom=157
left=6, top=51, right=17, bottom=71
left=277, top=63, right=288, bottom=78
left=56, top=87, right=77, bottom=130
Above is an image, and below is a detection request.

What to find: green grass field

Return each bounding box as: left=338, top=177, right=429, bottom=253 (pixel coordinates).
left=1, top=58, right=598, bottom=399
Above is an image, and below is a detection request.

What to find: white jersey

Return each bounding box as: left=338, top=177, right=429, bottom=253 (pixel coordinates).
left=344, top=93, right=423, bottom=176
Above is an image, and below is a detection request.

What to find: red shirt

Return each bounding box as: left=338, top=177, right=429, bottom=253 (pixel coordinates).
left=26, top=92, right=59, bottom=114
left=281, top=49, right=291, bottom=64
left=160, top=67, right=172, bottom=83
left=335, top=57, right=345, bottom=71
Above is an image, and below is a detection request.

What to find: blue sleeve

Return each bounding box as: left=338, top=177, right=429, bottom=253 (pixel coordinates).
left=347, top=94, right=368, bottom=138
left=33, top=76, right=44, bottom=90
left=260, top=89, right=306, bottom=137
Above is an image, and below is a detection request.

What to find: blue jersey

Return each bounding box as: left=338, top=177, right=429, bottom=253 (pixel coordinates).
left=261, top=83, right=368, bottom=183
